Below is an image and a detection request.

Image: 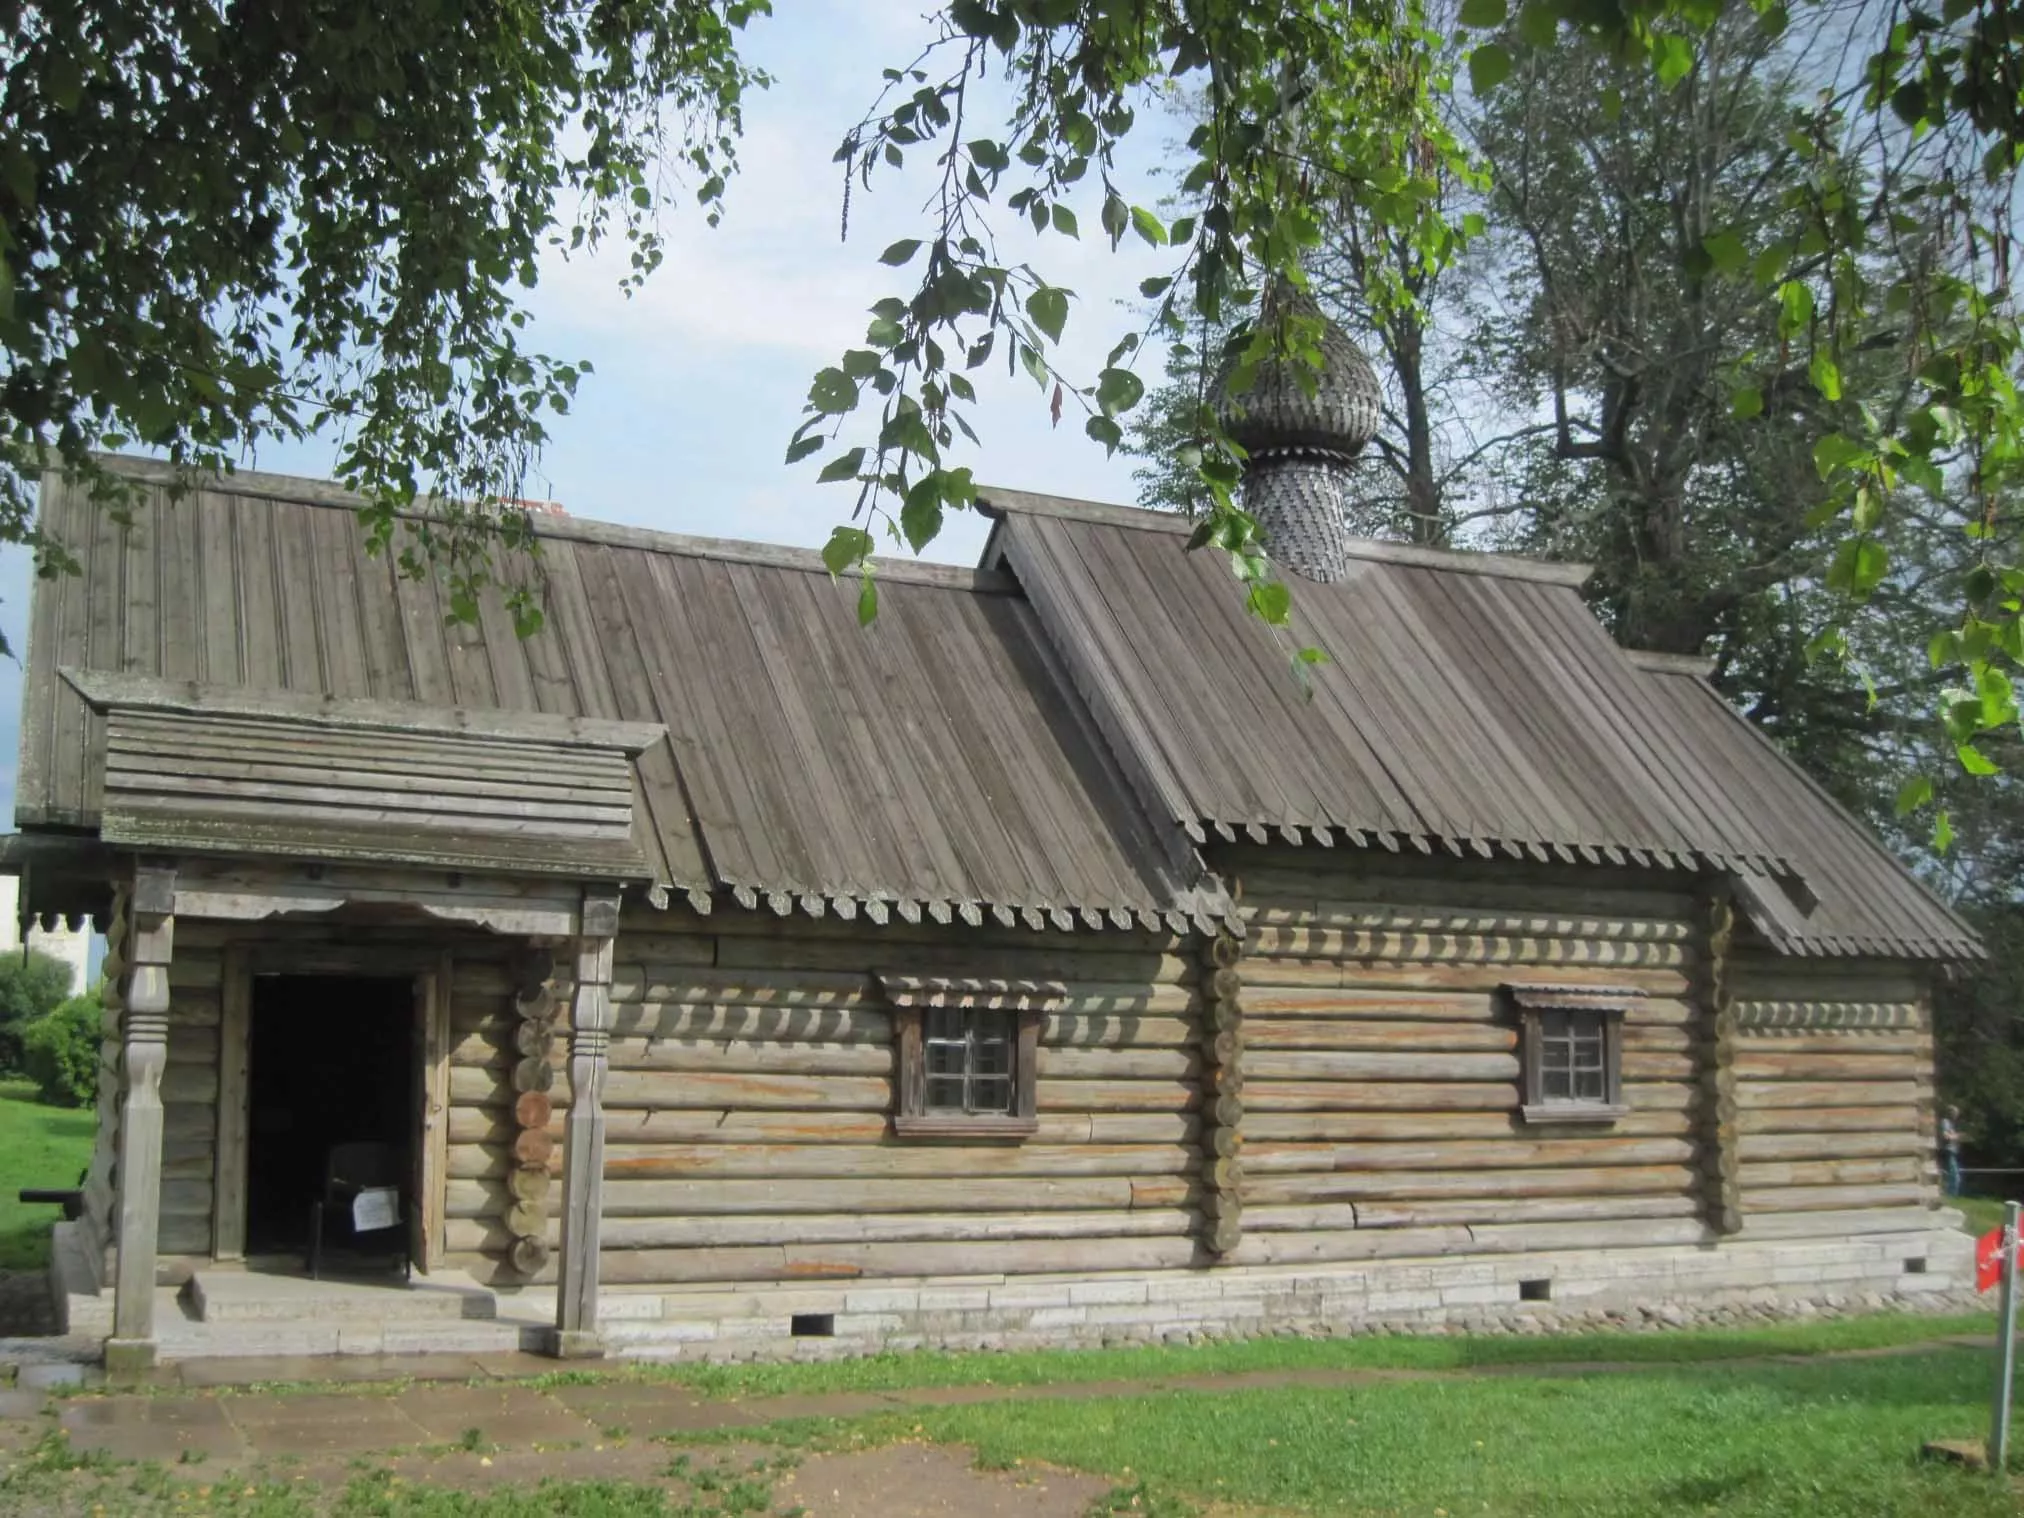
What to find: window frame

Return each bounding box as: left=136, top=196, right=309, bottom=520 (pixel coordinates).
left=1510, top=983, right=1637, bottom=1126
left=876, top=974, right=1061, bottom=1140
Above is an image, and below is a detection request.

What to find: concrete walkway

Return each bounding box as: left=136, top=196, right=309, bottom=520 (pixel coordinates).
left=0, top=1330, right=1992, bottom=1467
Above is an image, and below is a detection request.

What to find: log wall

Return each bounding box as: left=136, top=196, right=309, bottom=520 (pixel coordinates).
left=1224, top=853, right=1714, bottom=1265
left=1728, top=944, right=1938, bottom=1236
left=445, top=904, right=1208, bottom=1288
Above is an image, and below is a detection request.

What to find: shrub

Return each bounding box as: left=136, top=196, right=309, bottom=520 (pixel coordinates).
left=22, top=993, right=102, bottom=1108
left=0, top=951, right=77, bottom=1073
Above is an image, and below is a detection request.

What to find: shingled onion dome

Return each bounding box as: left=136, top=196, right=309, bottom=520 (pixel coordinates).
left=1213, top=281, right=1382, bottom=582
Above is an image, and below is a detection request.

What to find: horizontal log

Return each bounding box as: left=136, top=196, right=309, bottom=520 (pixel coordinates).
left=1736, top=1131, right=1923, bottom=1163
left=1734, top=1031, right=1930, bottom=1055
left=581, top=1175, right=1197, bottom=1217
left=1743, top=1182, right=1928, bottom=1213
left=1246, top=1051, right=1520, bottom=1082
left=606, top=1070, right=892, bottom=1111
left=1246, top=1080, right=1518, bottom=1112
left=1726, top=964, right=1925, bottom=1006
left=1242, top=1019, right=1515, bottom=1053
left=1621, top=1051, right=1695, bottom=1081
left=1731, top=1205, right=1942, bottom=1241
left=1320, top=1194, right=1702, bottom=1231
left=1237, top=988, right=1498, bottom=1021
left=1227, top=1223, right=1477, bottom=1266
left=160, top=1066, right=218, bottom=1104
left=600, top=1142, right=1199, bottom=1181
left=1242, top=960, right=1692, bottom=997
left=447, top=1107, right=1202, bottom=1148
left=1245, top=913, right=1693, bottom=952
left=597, top=1234, right=1206, bottom=1285
left=1466, top=1217, right=1711, bottom=1252
left=446, top=1205, right=1199, bottom=1256
left=1740, top=1157, right=1922, bottom=1189
left=1735, top=1080, right=1921, bottom=1109
left=1248, top=931, right=1690, bottom=969
left=1242, top=1136, right=1695, bottom=1174
left=1040, top=1047, right=1199, bottom=1080
left=1733, top=1105, right=1921, bottom=1136
left=1243, top=1164, right=1694, bottom=1206
left=1733, top=1051, right=1925, bottom=1081
left=165, top=989, right=223, bottom=1028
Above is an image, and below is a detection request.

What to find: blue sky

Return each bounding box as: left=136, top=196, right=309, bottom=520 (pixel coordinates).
left=0, top=2, right=1190, bottom=824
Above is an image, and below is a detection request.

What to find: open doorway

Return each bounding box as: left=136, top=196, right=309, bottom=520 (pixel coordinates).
left=245, top=975, right=416, bottom=1267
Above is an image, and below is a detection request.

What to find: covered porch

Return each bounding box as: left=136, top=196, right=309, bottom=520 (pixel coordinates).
left=16, top=673, right=667, bottom=1375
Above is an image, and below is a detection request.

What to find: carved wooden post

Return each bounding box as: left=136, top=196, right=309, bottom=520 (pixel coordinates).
left=1198, top=934, right=1245, bottom=1258
left=549, top=887, right=619, bottom=1357
left=107, top=863, right=175, bottom=1377
left=1699, top=888, right=1742, bottom=1236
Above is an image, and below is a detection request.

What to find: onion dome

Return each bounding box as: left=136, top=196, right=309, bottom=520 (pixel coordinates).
left=1213, top=280, right=1382, bottom=461
left=1213, top=281, right=1382, bottom=582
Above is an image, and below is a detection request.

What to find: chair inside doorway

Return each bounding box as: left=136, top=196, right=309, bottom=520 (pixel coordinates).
left=246, top=974, right=416, bottom=1280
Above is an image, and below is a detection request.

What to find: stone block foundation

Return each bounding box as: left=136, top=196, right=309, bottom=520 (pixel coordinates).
left=581, top=1222, right=1979, bottom=1362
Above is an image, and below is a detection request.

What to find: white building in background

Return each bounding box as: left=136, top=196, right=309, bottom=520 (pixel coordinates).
left=0, top=873, right=90, bottom=996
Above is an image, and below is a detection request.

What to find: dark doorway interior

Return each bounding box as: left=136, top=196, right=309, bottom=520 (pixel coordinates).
left=245, top=975, right=414, bottom=1261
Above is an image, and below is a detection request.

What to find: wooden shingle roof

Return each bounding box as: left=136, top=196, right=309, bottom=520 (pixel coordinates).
left=17, top=459, right=1232, bottom=932
left=980, top=488, right=1978, bottom=961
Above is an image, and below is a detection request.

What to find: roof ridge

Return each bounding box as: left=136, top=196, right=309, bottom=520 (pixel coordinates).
left=76, top=452, right=1016, bottom=596
left=977, top=485, right=1594, bottom=589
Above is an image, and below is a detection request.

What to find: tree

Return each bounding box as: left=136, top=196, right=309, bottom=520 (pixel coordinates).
left=2, top=0, right=763, bottom=636
left=21, top=988, right=99, bottom=1108
left=0, top=950, right=77, bottom=1074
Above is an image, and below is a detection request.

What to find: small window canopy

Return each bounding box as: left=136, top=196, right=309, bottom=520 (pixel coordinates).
left=64, top=671, right=665, bottom=882
left=875, top=974, right=1065, bottom=1140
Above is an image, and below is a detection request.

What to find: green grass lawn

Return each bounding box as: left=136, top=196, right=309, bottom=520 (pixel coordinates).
left=890, top=1346, right=2022, bottom=1516
left=0, top=1078, right=93, bottom=1271
left=1957, top=1195, right=2015, bottom=1240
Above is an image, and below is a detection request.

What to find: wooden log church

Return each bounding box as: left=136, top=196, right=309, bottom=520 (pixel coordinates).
left=6, top=306, right=1980, bottom=1370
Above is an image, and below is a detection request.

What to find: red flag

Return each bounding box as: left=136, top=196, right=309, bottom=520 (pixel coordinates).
left=1977, top=1226, right=2021, bottom=1292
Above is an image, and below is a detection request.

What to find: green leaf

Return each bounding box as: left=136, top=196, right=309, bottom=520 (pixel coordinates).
left=1701, top=230, right=1748, bottom=273
left=1130, top=206, right=1167, bottom=247
left=808, top=369, right=859, bottom=415
left=1026, top=286, right=1069, bottom=344
left=1934, top=809, right=1955, bottom=852
left=785, top=433, right=824, bottom=465
left=1730, top=385, right=1764, bottom=421
left=1468, top=43, right=1512, bottom=94
left=1050, top=204, right=1078, bottom=238
left=1828, top=537, right=1888, bottom=596
left=817, top=447, right=865, bottom=484
left=1651, top=33, right=1694, bottom=87
left=1085, top=414, right=1123, bottom=451
left=1809, top=350, right=1842, bottom=402
left=1516, top=0, right=1559, bottom=45
left=821, top=526, right=874, bottom=576
left=1095, top=367, right=1146, bottom=415
left=1957, top=742, right=2000, bottom=775
left=900, top=478, right=943, bottom=552
left=1811, top=433, right=1868, bottom=480
left=1459, top=0, right=1507, bottom=28
left=1248, top=579, right=1293, bottom=625
left=1894, top=775, right=1934, bottom=816
left=879, top=239, right=923, bottom=266
left=1777, top=280, right=1814, bottom=337
left=857, top=575, right=879, bottom=627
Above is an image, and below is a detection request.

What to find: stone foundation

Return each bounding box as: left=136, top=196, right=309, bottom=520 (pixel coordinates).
left=583, top=1221, right=1979, bottom=1362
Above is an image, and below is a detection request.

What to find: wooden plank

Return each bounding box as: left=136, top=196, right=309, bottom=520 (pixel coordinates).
left=448, top=1173, right=1173, bottom=1218
left=1740, top=1182, right=1928, bottom=1213
left=1242, top=1020, right=1516, bottom=1053
left=209, top=949, right=250, bottom=1261
left=1735, top=1080, right=1921, bottom=1109
left=1733, top=1051, right=1926, bottom=1081
left=1736, top=1130, right=1923, bottom=1162
left=1246, top=1051, right=1520, bottom=1081
left=1739, top=1157, right=1922, bottom=1189
left=421, top=954, right=453, bottom=1272
left=1733, top=1105, right=1921, bottom=1135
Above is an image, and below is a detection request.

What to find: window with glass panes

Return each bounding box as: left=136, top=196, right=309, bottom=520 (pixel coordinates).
left=881, top=978, right=1046, bottom=1138
left=924, top=1007, right=1016, bottom=1115
left=1513, top=984, right=1631, bottom=1125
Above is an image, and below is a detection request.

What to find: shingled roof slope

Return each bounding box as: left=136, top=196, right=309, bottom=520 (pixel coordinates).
left=980, top=488, right=1977, bottom=960
left=17, top=460, right=1231, bottom=932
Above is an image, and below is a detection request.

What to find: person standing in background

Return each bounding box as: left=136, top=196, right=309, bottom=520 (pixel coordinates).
left=1941, top=1105, right=1964, bottom=1198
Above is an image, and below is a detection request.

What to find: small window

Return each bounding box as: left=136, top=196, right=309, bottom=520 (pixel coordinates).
left=924, top=1007, right=1017, bottom=1116
left=877, top=973, right=1057, bottom=1140
left=1512, top=983, right=1634, bottom=1125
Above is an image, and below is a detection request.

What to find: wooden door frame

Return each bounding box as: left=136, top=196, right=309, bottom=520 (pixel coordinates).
left=212, top=946, right=454, bottom=1272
